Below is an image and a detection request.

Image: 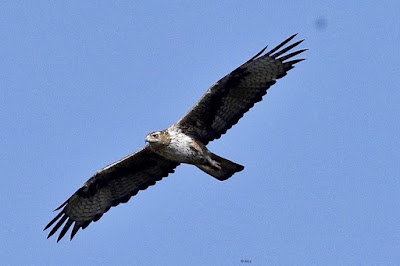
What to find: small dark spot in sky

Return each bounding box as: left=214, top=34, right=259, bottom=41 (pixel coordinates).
left=315, top=17, right=327, bottom=31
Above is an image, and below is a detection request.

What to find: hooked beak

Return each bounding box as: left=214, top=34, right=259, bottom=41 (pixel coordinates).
left=145, top=134, right=154, bottom=144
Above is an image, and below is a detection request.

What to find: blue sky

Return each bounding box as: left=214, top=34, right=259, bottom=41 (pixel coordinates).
left=1, top=1, right=400, bottom=265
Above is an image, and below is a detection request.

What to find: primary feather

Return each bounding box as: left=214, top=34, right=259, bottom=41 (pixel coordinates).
left=45, top=35, right=306, bottom=241
left=176, top=34, right=306, bottom=144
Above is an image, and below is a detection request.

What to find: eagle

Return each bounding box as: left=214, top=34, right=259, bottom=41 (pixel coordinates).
left=45, top=34, right=306, bottom=241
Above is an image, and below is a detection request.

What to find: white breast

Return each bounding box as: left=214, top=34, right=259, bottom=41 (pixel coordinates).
left=158, top=129, right=200, bottom=164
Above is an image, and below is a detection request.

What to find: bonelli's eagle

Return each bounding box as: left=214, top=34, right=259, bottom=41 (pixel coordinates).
left=45, top=34, right=306, bottom=241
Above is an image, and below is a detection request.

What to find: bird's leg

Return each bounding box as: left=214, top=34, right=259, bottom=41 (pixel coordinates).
left=207, top=158, right=221, bottom=170
left=190, top=139, right=221, bottom=170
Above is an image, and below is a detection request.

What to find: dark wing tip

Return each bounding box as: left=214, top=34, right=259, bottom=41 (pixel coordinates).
left=286, top=58, right=306, bottom=65
left=70, top=223, right=81, bottom=240
left=44, top=210, right=63, bottom=231
left=45, top=209, right=92, bottom=242
left=265, top=34, right=298, bottom=57
left=247, top=45, right=268, bottom=63
left=57, top=219, right=73, bottom=242
left=265, top=35, right=307, bottom=73
left=250, top=34, right=306, bottom=66
left=271, top=40, right=305, bottom=59
left=54, top=200, right=68, bottom=211
left=247, top=34, right=302, bottom=62
left=44, top=198, right=82, bottom=242
left=47, top=214, right=67, bottom=239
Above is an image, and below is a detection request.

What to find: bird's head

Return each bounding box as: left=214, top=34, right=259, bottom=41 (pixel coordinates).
left=145, top=131, right=170, bottom=145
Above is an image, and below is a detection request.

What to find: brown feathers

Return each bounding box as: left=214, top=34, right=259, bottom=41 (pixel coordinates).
left=175, top=34, right=306, bottom=144
left=45, top=35, right=305, bottom=242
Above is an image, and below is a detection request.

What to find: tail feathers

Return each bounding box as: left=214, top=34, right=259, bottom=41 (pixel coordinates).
left=196, top=153, right=244, bottom=181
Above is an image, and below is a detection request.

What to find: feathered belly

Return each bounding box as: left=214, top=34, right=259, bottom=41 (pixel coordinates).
left=155, top=131, right=206, bottom=165
left=158, top=145, right=198, bottom=163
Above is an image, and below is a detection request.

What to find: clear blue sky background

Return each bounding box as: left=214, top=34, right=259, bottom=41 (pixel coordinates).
left=1, top=1, right=399, bottom=265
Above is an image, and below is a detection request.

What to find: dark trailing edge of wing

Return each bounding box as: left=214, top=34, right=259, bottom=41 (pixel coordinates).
left=176, top=34, right=307, bottom=144
left=221, top=35, right=307, bottom=131
left=45, top=35, right=306, bottom=242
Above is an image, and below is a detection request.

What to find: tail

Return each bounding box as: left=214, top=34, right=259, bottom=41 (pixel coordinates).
left=196, top=153, right=244, bottom=181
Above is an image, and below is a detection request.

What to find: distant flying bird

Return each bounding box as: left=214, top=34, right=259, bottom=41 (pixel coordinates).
left=45, top=34, right=306, bottom=241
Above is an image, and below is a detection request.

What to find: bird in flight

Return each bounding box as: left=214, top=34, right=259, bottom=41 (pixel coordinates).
left=45, top=34, right=306, bottom=241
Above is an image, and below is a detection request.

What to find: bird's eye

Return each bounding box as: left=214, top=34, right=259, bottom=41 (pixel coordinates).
left=151, top=133, right=158, bottom=138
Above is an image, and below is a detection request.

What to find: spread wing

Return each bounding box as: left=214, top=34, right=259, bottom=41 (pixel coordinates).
left=44, top=147, right=179, bottom=242
left=175, top=34, right=306, bottom=144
